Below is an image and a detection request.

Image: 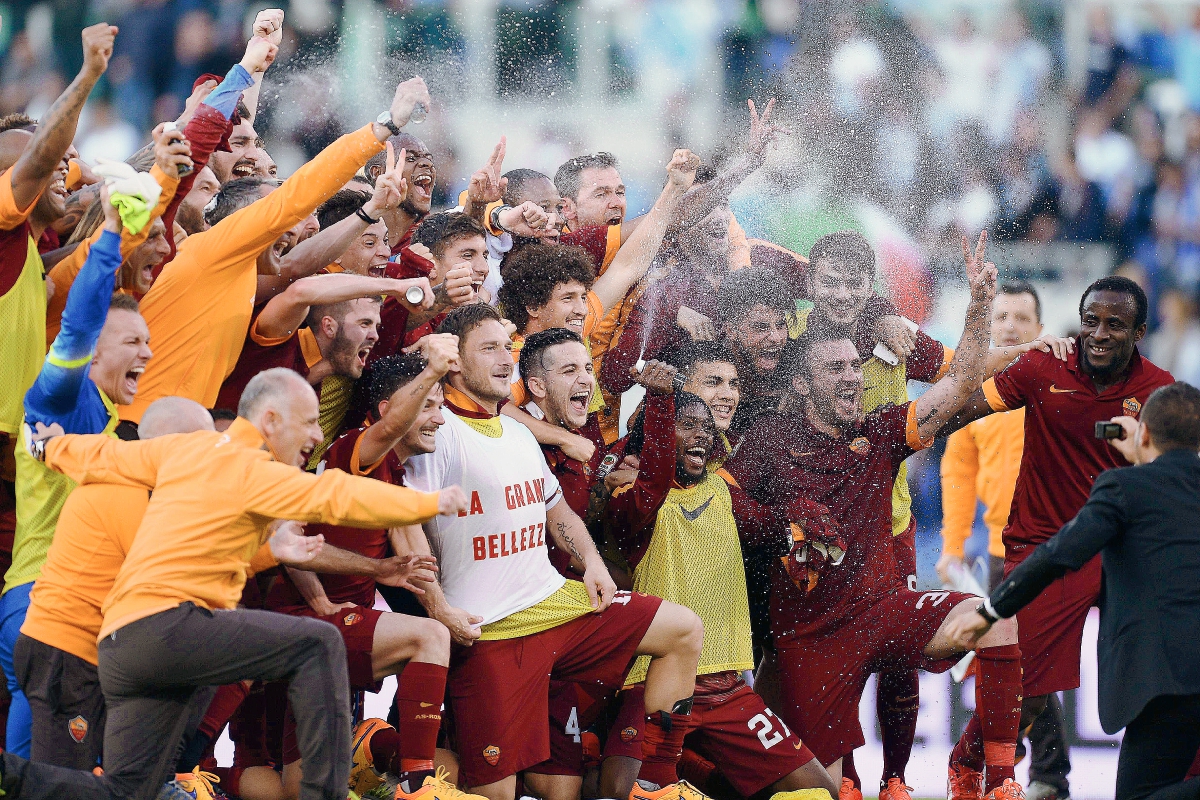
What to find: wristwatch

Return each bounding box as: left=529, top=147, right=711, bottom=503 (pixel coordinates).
left=376, top=110, right=401, bottom=137
left=975, top=599, right=999, bottom=624
left=490, top=204, right=514, bottom=234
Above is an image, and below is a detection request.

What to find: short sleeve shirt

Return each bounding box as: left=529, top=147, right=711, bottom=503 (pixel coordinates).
left=983, top=345, right=1174, bottom=557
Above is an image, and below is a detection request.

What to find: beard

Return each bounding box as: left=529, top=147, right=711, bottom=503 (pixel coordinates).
left=400, top=197, right=429, bottom=221
left=326, top=332, right=364, bottom=379
left=462, top=368, right=510, bottom=406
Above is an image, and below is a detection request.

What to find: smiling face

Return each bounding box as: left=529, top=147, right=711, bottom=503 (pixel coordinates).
left=455, top=318, right=515, bottom=409
left=567, top=166, right=626, bottom=228
left=527, top=340, right=594, bottom=431
left=394, top=383, right=445, bottom=460
left=514, top=176, right=566, bottom=241
left=675, top=402, right=717, bottom=483
left=33, top=151, right=71, bottom=223
left=795, top=338, right=864, bottom=432
left=397, top=135, right=435, bottom=217
left=210, top=119, right=267, bottom=183
left=90, top=308, right=152, bottom=405
left=319, top=298, right=381, bottom=379
left=336, top=220, right=391, bottom=276
left=810, top=259, right=873, bottom=327
left=124, top=218, right=171, bottom=293
left=992, top=291, right=1041, bottom=347
left=435, top=233, right=488, bottom=288
left=1079, top=289, right=1145, bottom=380
left=682, top=360, right=740, bottom=432
left=728, top=304, right=790, bottom=377
left=527, top=280, right=589, bottom=336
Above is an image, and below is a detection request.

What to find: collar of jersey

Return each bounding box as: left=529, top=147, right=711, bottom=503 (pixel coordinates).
left=1065, top=338, right=1144, bottom=394
left=443, top=384, right=506, bottom=419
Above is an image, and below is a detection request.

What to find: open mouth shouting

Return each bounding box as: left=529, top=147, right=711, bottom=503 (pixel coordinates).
left=569, top=388, right=589, bottom=417
left=833, top=386, right=858, bottom=419
left=410, top=173, right=433, bottom=202
left=683, top=445, right=708, bottom=472
left=124, top=365, right=144, bottom=398
left=231, top=159, right=255, bottom=178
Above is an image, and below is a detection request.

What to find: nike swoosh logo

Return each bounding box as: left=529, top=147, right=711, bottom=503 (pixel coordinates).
left=1048, top=385, right=1078, bottom=393
left=680, top=496, right=713, bottom=521
left=420, top=702, right=434, bottom=708
left=789, top=450, right=814, bottom=458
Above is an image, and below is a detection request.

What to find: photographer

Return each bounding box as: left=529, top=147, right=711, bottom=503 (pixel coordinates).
left=947, top=382, right=1200, bottom=800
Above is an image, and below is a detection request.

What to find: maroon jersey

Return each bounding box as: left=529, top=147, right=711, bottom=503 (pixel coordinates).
left=266, top=426, right=399, bottom=611
left=725, top=402, right=929, bottom=640
left=984, top=344, right=1173, bottom=557
left=561, top=224, right=618, bottom=274
left=215, top=313, right=318, bottom=411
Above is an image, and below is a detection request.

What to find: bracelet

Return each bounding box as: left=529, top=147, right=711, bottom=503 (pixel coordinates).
left=356, top=207, right=380, bottom=225
left=490, top=204, right=514, bottom=234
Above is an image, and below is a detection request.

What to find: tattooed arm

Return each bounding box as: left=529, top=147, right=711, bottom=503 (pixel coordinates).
left=913, top=231, right=997, bottom=443
left=546, top=499, right=616, bottom=612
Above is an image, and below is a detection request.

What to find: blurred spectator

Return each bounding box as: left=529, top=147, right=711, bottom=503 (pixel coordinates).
left=1056, top=151, right=1107, bottom=243
left=1147, top=287, right=1200, bottom=384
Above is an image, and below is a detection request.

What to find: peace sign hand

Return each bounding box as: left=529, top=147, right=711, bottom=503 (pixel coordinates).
left=468, top=136, right=508, bottom=205
left=745, top=98, right=791, bottom=157
left=363, top=142, right=407, bottom=219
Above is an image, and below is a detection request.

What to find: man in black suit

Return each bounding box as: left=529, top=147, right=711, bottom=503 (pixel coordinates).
left=946, top=381, right=1200, bottom=800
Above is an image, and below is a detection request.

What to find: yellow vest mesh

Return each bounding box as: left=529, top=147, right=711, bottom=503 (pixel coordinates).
left=626, top=472, right=753, bottom=684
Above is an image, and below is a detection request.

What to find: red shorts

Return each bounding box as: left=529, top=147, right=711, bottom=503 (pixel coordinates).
left=603, top=685, right=645, bottom=761
left=614, top=676, right=813, bottom=796
left=296, top=605, right=383, bottom=691
left=526, top=680, right=612, bottom=777
left=893, top=517, right=917, bottom=589
left=229, top=682, right=278, bottom=770
left=1005, top=552, right=1101, bottom=696
left=774, top=588, right=975, bottom=765
left=448, top=590, right=662, bottom=786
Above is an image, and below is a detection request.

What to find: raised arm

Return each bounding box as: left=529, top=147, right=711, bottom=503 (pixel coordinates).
left=357, top=334, right=457, bottom=466
left=239, top=9, right=284, bottom=126
left=6, top=24, right=116, bottom=217
left=41, top=431, right=174, bottom=487
left=30, top=195, right=123, bottom=415
left=912, top=231, right=997, bottom=442
left=254, top=273, right=431, bottom=340
left=590, top=150, right=697, bottom=313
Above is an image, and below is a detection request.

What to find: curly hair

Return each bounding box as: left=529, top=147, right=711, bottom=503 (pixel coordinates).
left=497, top=244, right=595, bottom=334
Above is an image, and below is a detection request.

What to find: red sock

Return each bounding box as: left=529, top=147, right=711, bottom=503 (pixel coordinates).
left=394, top=661, right=448, bottom=772
left=841, top=749, right=861, bottom=790
left=638, top=710, right=692, bottom=788
left=369, top=726, right=404, bottom=775
left=950, top=714, right=985, bottom=772
left=878, top=669, right=919, bottom=782
left=676, top=748, right=715, bottom=789
left=199, top=682, right=252, bottom=741
left=975, top=644, right=1022, bottom=791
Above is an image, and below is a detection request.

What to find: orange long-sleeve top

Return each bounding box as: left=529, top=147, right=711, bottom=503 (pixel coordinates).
left=20, top=483, right=277, bottom=665
left=121, top=125, right=385, bottom=423
left=43, top=416, right=440, bottom=638
left=44, top=164, right=180, bottom=347
left=939, top=408, right=1025, bottom=559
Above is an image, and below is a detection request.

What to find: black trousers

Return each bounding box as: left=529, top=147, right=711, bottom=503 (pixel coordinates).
left=0, top=603, right=351, bottom=800
left=1116, top=694, right=1200, bottom=800
left=13, top=634, right=105, bottom=771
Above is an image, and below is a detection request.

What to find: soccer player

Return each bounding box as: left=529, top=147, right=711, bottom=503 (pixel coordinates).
left=939, top=281, right=1071, bottom=800
left=660, top=342, right=741, bottom=442
left=399, top=303, right=706, bottom=800
left=5, top=367, right=467, bottom=800
left=263, top=338, right=485, bottom=800
left=936, top=274, right=1174, bottom=798
left=0, top=187, right=150, bottom=758
left=603, top=367, right=839, bottom=797
left=120, top=75, right=431, bottom=424
left=726, top=233, right=1026, bottom=798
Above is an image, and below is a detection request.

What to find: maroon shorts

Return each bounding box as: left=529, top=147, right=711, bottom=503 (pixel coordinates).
left=295, top=605, right=384, bottom=691
left=603, top=685, right=645, bottom=761
left=893, top=517, right=917, bottom=589
left=774, top=588, right=975, bottom=765
left=229, top=682, right=280, bottom=770
left=526, top=680, right=612, bottom=777
left=448, top=590, right=661, bottom=786
left=1005, top=552, right=1101, bottom=696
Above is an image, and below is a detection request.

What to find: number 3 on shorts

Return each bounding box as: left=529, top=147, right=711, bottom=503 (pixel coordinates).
left=747, top=708, right=792, bottom=750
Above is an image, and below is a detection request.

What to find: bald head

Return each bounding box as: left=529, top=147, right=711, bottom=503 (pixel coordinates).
left=139, top=397, right=216, bottom=439
left=238, top=368, right=322, bottom=468
left=0, top=129, right=33, bottom=173
left=237, top=368, right=312, bottom=420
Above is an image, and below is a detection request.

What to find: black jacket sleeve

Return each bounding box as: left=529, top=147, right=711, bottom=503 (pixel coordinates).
left=991, top=468, right=1127, bottom=618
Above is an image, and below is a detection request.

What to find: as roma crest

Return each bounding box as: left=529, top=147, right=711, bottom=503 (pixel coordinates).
left=68, top=715, right=88, bottom=743
left=483, top=745, right=501, bottom=766
left=1123, top=397, right=1142, bottom=416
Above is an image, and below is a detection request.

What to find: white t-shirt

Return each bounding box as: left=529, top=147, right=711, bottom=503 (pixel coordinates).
left=404, top=409, right=565, bottom=624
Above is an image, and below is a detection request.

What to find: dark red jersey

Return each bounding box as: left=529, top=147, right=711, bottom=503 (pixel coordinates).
left=265, top=426, right=400, bottom=611
left=725, top=402, right=929, bottom=639
left=984, top=344, right=1173, bottom=558
left=215, top=311, right=318, bottom=412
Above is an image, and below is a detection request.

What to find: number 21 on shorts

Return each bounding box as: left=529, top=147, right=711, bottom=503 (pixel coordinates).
left=747, top=708, right=792, bottom=750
